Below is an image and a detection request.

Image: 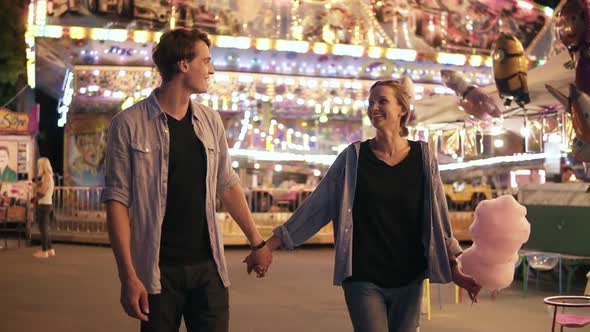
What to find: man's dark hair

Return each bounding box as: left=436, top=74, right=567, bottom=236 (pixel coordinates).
left=152, top=28, right=211, bottom=82
left=0, top=146, right=9, bottom=155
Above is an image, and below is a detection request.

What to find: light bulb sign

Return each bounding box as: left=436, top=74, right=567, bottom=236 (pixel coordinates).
left=57, top=70, right=74, bottom=127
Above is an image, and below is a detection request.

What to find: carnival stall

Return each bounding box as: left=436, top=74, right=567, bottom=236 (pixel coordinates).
left=25, top=0, right=555, bottom=244
left=415, top=0, right=590, bottom=261
left=0, top=106, right=39, bottom=246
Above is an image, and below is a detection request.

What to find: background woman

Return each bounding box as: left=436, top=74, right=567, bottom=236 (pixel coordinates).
left=33, top=157, right=55, bottom=258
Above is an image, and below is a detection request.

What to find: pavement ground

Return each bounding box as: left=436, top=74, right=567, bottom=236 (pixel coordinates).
left=0, top=241, right=588, bottom=332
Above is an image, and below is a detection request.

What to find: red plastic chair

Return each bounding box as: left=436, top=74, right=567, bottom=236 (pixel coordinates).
left=543, top=296, right=590, bottom=332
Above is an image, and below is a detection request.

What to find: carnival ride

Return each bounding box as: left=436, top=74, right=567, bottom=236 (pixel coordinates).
left=24, top=0, right=568, bottom=245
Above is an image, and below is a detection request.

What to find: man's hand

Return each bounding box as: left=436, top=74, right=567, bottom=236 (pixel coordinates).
left=451, top=266, right=481, bottom=303
left=243, top=245, right=272, bottom=278
left=120, top=276, right=149, bottom=321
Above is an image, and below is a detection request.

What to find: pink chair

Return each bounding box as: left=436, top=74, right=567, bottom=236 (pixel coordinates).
left=543, top=296, right=590, bottom=332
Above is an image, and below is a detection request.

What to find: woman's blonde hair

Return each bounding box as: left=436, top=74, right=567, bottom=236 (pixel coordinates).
left=369, top=78, right=413, bottom=136
left=37, top=157, right=53, bottom=177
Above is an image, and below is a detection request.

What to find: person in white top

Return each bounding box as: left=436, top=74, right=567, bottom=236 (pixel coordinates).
left=33, top=157, right=55, bottom=258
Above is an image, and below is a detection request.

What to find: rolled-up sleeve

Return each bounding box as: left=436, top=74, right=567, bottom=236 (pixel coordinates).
left=214, top=113, right=240, bottom=194
left=101, top=115, right=131, bottom=206
left=273, top=151, right=345, bottom=249
left=432, top=156, right=463, bottom=257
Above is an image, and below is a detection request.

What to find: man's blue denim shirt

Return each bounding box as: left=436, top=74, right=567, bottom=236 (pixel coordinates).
left=101, top=90, right=240, bottom=294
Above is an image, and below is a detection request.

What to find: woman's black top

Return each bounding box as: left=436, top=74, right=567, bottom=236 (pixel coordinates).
left=349, top=140, right=427, bottom=288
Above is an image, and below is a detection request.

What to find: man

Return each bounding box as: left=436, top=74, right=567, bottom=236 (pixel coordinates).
left=0, top=147, right=17, bottom=182
left=101, top=28, right=271, bottom=332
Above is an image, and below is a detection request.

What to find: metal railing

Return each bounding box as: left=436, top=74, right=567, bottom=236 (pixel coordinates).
left=40, top=184, right=522, bottom=244
left=51, top=186, right=107, bottom=234
left=444, top=188, right=517, bottom=212
left=47, top=185, right=514, bottom=231
left=242, top=188, right=313, bottom=213
left=38, top=186, right=325, bottom=245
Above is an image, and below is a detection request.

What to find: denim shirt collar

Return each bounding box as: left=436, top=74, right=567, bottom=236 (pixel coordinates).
left=147, top=89, right=204, bottom=124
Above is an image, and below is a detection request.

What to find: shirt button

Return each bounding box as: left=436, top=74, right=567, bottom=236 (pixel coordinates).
left=345, top=228, right=349, bottom=233
left=164, top=129, right=168, bottom=133
left=145, top=148, right=150, bottom=152
left=347, top=208, right=351, bottom=213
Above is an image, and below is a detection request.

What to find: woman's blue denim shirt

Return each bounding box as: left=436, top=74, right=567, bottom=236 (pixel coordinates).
left=273, top=140, right=463, bottom=286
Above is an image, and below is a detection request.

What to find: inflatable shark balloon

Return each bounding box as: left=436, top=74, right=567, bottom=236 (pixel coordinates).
left=440, top=69, right=502, bottom=120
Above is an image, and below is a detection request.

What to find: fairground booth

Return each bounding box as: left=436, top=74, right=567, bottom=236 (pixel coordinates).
left=0, top=105, right=39, bottom=246
left=23, top=0, right=589, bottom=285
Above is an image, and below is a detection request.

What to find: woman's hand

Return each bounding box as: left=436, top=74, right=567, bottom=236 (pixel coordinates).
left=243, top=245, right=272, bottom=278
left=451, top=266, right=481, bottom=303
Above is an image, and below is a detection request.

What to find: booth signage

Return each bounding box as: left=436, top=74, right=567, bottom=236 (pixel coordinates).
left=0, top=108, right=34, bottom=134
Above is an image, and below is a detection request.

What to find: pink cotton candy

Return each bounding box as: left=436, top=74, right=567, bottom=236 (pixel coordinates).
left=457, top=195, right=530, bottom=290
left=464, top=244, right=519, bottom=265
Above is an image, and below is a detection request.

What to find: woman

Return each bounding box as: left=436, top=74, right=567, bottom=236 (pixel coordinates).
left=245, top=79, right=481, bottom=332
left=33, top=158, right=55, bottom=258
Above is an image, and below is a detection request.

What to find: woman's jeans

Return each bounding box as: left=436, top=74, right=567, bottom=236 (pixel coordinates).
left=342, top=280, right=423, bottom=332
left=37, top=204, right=53, bottom=251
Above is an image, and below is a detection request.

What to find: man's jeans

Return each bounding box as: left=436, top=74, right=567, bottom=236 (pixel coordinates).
left=342, top=280, right=423, bottom=332
left=141, top=261, right=229, bottom=332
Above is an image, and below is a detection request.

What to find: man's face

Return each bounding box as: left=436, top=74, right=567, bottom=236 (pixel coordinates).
left=184, top=41, right=214, bottom=94
left=0, top=150, right=8, bottom=169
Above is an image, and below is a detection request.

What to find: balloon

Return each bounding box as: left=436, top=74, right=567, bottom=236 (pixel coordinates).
left=573, top=135, right=590, bottom=162
left=236, top=0, right=264, bottom=22
left=546, top=84, right=590, bottom=143
left=575, top=47, right=590, bottom=95
left=441, top=69, right=502, bottom=120
left=545, top=83, right=569, bottom=107
left=457, top=195, right=530, bottom=290
left=461, top=87, right=503, bottom=119
left=441, top=69, right=470, bottom=96
left=570, top=84, right=590, bottom=142
left=555, top=0, right=590, bottom=53
left=400, top=76, right=414, bottom=100
left=544, top=116, right=560, bottom=133
left=374, top=0, right=395, bottom=23
left=463, top=116, right=495, bottom=133
left=492, top=33, right=530, bottom=106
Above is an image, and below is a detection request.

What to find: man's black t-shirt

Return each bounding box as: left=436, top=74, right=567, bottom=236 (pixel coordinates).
left=159, top=108, right=213, bottom=265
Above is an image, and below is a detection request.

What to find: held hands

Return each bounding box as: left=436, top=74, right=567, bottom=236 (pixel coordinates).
left=451, top=265, right=482, bottom=303
left=120, top=276, right=149, bottom=321
left=243, top=241, right=272, bottom=278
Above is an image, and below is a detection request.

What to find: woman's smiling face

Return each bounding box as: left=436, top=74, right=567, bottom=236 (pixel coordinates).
left=367, top=85, right=406, bottom=131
